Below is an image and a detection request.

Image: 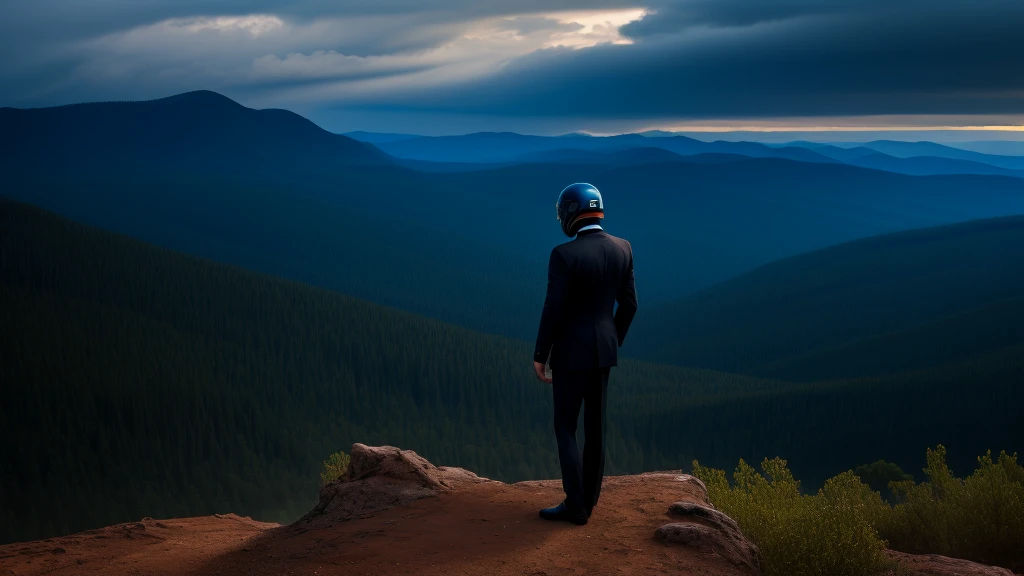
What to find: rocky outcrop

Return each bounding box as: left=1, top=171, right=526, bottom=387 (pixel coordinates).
left=887, top=551, right=1018, bottom=576
left=656, top=497, right=762, bottom=576
left=7, top=445, right=1020, bottom=576
left=292, top=447, right=1021, bottom=576
left=298, top=449, right=763, bottom=572
left=293, top=443, right=490, bottom=529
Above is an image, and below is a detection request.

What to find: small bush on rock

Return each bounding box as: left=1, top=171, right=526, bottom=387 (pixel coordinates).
left=320, top=450, right=351, bottom=485
left=693, top=457, right=892, bottom=576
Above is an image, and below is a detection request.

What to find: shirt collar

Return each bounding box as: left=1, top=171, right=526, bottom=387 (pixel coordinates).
left=577, top=224, right=603, bottom=234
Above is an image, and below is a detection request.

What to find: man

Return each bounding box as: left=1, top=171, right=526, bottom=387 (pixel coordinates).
left=533, top=182, right=638, bottom=526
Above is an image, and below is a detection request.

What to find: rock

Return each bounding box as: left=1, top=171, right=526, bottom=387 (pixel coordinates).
left=886, top=550, right=1016, bottom=576
left=294, top=444, right=490, bottom=529
left=667, top=501, right=741, bottom=532
left=657, top=522, right=718, bottom=546
left=656, top=500, right=761, bottom=576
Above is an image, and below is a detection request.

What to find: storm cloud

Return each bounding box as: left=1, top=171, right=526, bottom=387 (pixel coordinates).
left=2, top=0, right=1023, bottom=132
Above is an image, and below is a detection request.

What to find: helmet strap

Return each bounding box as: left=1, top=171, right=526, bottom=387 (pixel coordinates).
left=568, top=212, right=604, bottom=235
left=568, top=211, right=604, bottom=228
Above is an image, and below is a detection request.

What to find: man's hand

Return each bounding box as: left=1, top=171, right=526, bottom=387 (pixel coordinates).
left=533, top=361, right=552, bottom=384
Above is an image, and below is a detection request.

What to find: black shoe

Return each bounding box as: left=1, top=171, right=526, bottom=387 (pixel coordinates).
left=586, top=507, right=593, bottom=519
left=539, top=501, right=588, bottom=525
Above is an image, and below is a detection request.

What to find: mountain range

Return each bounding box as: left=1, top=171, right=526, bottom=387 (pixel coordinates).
left=348, top=131, right=1024, bottom=177
left=4, top=91, right=1024, bottom=343
left=354, top=131, right=839, bottom=165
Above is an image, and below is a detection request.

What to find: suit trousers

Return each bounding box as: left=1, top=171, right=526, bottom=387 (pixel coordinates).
left=552, top=367, right=610, bottom=511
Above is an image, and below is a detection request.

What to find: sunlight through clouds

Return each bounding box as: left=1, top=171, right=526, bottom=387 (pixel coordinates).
left=73, top=8, right=648, bottom=102
left=541, top=9, right=647, bottom=48
left=3, top=0, right=1024, bottom=131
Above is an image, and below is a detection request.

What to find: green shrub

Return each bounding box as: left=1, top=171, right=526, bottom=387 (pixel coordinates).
left=694, top=457, right=892, bottom=576
left=320, top=450, right=351, bottom=485
left=695, top=448, right=1024, bottom=575
left=880, top=446, right=1024, bottom=572
left=853, top=460, right=913, bottom=501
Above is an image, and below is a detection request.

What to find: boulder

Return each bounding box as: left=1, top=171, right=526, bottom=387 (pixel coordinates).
left=886, top=551, right=1017, bottom=576
left=656, top=499, right=761, bottom=576
left=294, top=443, right=489, bottom=529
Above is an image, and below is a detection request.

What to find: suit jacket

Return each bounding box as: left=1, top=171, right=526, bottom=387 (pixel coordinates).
left=534, top=229, right=638, bottom=371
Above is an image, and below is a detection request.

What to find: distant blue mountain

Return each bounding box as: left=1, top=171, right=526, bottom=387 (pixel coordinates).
left=511, top=147, right=750, bottom=166
left=848, top=153, right=1024, bottom=178
left=783, top=141, right=1024, bottom=177
left=774, top=141, right=881, bottom=162
left=390, top=158, right=512, bottom=172
left=853, top=140, right=1024, bottom=171
left=513, top=146, right=683, bottom=165
left=360, top=131, right=838, bottom=165
left=949, top=141, right=1024, bottom=156
left=343, top=131, right=420, bottom=143
left=699, top=141, right=837, bottom=164
left=392, top=147, right=752, bottom=173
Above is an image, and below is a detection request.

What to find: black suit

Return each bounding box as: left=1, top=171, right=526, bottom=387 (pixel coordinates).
left=534, top=228, right=638, bottom=511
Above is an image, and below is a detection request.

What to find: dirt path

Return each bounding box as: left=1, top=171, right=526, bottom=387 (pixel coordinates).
left=1, top=474, right=749, bottom=576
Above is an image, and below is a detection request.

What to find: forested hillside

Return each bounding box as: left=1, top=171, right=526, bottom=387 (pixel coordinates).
left=629, top=216, right=1024, bottom=380
left=627, top=344, right=1024, bottom=495
left=0, top=199, right=778, bottom=543
left=3, top=199, right=1021, bottom=545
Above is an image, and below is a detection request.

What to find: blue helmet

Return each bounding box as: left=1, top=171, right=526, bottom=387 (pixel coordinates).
left=556, top=183, right=604, bottom=237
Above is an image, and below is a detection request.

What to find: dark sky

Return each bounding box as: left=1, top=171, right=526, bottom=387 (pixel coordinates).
left=3, top=0, right=1024, bottom=136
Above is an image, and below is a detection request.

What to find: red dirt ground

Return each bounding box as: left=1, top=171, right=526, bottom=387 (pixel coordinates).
left=1, top=473, right=750, bottom=576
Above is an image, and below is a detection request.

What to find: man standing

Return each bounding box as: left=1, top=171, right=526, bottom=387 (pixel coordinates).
left=533, top=182, right=638, bottom=526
